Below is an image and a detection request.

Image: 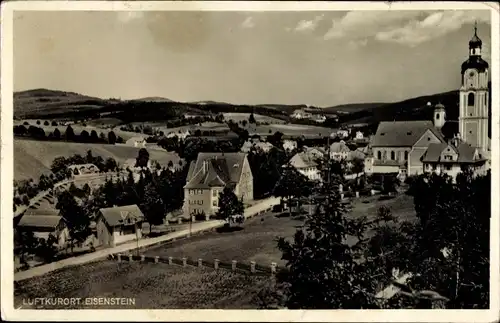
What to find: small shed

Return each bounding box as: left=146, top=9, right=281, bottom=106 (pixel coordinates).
left=96, top=205, right=145, bottom=247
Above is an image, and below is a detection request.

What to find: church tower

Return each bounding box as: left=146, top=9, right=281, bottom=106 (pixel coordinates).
left=433, top=102, right=446, bottom=130
left=459, top=22, right=489, bottom=153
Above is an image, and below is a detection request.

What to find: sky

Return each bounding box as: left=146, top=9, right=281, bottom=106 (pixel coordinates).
left=13, top=9, right=492, bottom=107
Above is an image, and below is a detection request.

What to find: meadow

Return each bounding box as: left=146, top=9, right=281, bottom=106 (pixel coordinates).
left=14, top=139, right=181, bottom=181
left=14, top=260, right=269, bottom=309
left=144, top=193, right=416, bottom=267
left=246, top=123, right=335, bottom=137
left=222, top=112, right=285, bottom=124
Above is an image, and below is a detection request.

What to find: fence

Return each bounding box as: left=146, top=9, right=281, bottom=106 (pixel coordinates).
left=110, top=253, right=282, bottom=277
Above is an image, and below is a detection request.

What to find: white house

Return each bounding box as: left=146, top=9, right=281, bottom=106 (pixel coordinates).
left=283, top=139, right=298, bottom=152
left=289, top=152, right=321, bottom=181
left=291, top=109, right=312, bottom=119
left=355, top=131, right=364, bottom=140
left=125, top=136, right=147, bottom=148
left=329, top=141, right=351, bottom=160
left=166, top=130, right=190, bottom=140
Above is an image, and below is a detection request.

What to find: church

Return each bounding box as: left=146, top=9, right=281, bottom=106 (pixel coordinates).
left=365, top=23, right=491, bottom=181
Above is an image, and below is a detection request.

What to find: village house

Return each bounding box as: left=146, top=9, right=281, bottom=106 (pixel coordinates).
left=329, top=141, right=351, bottom=160
left=283, top=139, right=298, bottom=152
left=291, top=109, right=312, bottom=120
left=67, top=163, right=100, bottom=176
left=240, top=139, right=274, bottom=153
left=183, top=152, right=254, bottom=217
left=355, top=131, right=364, bottom=140
left=95, top=205, right=145, bottom=248
left=17, top=214, right=69, bottom=249
left=125, top=136, right=147, bottom=148
left=311, top=114, right=327, bottom=123
left=421, top=135, right=488, bottom=181
left=166, top=129, right=191, bottom=140
left=289, top=148, right=325, bottom=181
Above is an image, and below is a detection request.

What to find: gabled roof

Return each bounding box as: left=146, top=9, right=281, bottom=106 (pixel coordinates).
left=67, top=163, right=99, bottom=170
left=330, top=141, right=351, bottom=153
left=290, top=152, right=319, bottom=169
left=184, top=152, right=248, bottom=189
left=24, top=208, right=59, bottom=216
left=347, top=150, right=365, bottom=161
left=372, top=121, right=445, bottom=147
left=421, top=141, right=484, bottom=164
left=99, top=204, right=144, bottom=227
left=18, top=215, right=63, bottom=230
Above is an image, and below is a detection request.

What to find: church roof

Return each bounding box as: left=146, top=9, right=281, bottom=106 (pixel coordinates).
left=461, top=56, right=489, bottom=75
left=371, top=121, right=445, bottom=148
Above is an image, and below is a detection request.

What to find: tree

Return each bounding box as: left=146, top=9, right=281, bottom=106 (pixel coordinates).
left=18, top=231, right=38, bottom=266
left=135, top=148, right=150, bottom=168
left=99, top=132, right=106, bottom=142
left=249, top=112, right=256, bottom=124
left=65, top=125, right=75, bottom=141
left=141, top=182, right=166, bottom=232
left=36, top=120, right=41, bottom=125
left=53, top=128, right=61, bottom=140
left=215, top=187, right=244, bottom=226
left=267, top=131, right=284, bottom=148
left=351, top=157, right=365, bottom=176
left=273, top=163, right=312, bottom=213
left=56, top=191, right=91, bottom=252
left=276, top=170, right=379, bottom=308
left=51, top=121, right=58, bottom=126
left=90, top=130, right=99, bottom=142
left=80, top=130, right=90, bottom=142
left=50, top=156, right=68, bottom=174
left=107, top=131, right=117, bottom=144
left=44, top=120, right=50, bottom=126
left=382, top=175, right=397, bottom=195
left=242, top=120, right=248, bottom=127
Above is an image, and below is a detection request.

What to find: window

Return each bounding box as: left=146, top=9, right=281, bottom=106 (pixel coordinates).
left=436, top=113, right=440, bottom=120
left=404, top=151, right=409, bottom=161
left=445, top=165, right=452, bottom=171
left=390, top=151, right=395, bottom=160
left=377, top=151, right=382, bottom=160
left=213, top=200, right=217, bottom=207
left=212, top=190, right=217, bottom=197
left=468, top=93, right=475, bottom=106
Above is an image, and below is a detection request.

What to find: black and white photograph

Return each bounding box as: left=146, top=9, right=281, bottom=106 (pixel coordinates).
left=1, top=1, right=499, bottom=321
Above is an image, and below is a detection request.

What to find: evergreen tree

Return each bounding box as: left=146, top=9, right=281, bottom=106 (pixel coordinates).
left=107, top=131, right=117, bottom=144
left=65, top=125, right=75, bottom=141
left=276, top=168, right=379, bottom=308
left=56, top=191, right=90, bottom=251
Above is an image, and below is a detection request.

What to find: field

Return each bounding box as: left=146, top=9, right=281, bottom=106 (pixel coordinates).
left=246, top=123, right=335, bottom=137
left=15, top=120, right=142, bottom=141
left=222, top=113, right=285, bottom=124
left=144, top=193, right=416, bottom=267
left=14, top=260, right=269, bottom=309
left=14, top=139, right=181, bottom=181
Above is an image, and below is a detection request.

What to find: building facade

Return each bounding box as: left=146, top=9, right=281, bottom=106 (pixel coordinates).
left=96, top=205, right=144, bottom=248
left=183, top=152, right=254, bottom=216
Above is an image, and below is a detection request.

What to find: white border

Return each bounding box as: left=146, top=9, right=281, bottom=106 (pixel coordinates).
left=1, top=1, right=499, bottom=322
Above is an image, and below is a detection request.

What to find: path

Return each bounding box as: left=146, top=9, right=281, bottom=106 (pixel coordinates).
left=14, top=172, right=124, bottom=219
left=14, top=197, right=281, bottom=282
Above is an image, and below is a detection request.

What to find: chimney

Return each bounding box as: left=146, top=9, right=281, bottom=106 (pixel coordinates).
left=202, top=160, right=209, bottom=174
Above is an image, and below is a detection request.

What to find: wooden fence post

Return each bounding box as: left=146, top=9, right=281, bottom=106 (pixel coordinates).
left=250, top=261, right=256, bottom=273
left=182, top=257, right=187, bottom=267
left=214, top=259, right=219, bottom=270
left=128, top=254, right=133, bottom=262
left=168, top=256, right=173, bottom=265
left=232, top=260, right=237, bottom=271
left=140, top=255, right=145, bottom=262
left=117, top=254, right=121, bottom=262
left=271, top=262, right=277, bottom=275
left=154, top=256, right=159, bottom=264
left=198, top=258, right=203, bottom=268
left=356, top=191, right=360, bottom=198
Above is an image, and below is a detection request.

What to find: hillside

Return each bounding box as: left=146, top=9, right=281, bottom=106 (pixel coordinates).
left=14, top=88, right=473, bottom=128
left=14, top=139, right=181, bottom=181
left=14, top=88, right=114, bottom=119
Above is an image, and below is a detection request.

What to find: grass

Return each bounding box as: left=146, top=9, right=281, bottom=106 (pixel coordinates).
left=13, top=193, right=417, bottom=309
left=145, top=193, right=416, bottom=267
left=14, top=139, right=181, bottom=181
left=222, top=113, right=285, bottom=124
left=14, top=260, right=270, bottom=309
left=246, top=123, right=334, bottom=137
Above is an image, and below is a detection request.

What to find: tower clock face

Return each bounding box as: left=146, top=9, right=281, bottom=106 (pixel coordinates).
left=467, top=70, right=475, bottom=87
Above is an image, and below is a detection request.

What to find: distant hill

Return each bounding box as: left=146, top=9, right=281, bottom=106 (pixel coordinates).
left=133, top=96, right=173, bottom=103
left=322, top=103, right=387, bottom=114
left=14, top=88, right=112, bottom=119
left=14, top=139, right=181, bottom=181
left=14, top=88, right=473, bottom=129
